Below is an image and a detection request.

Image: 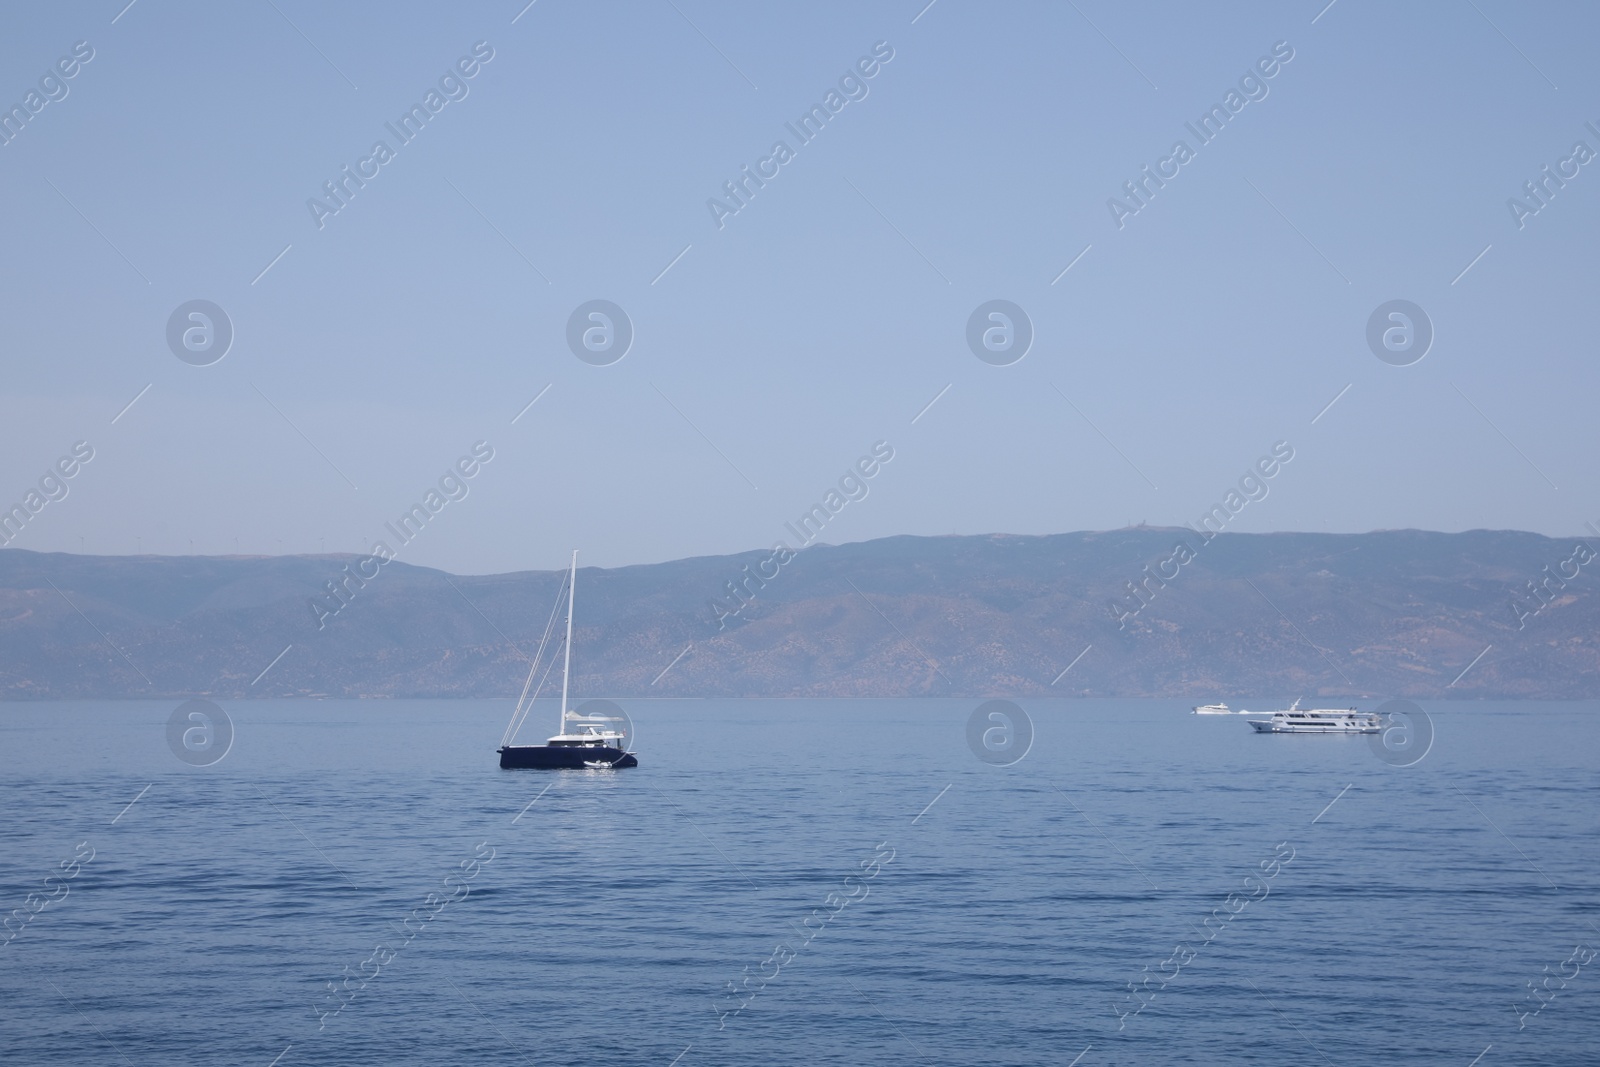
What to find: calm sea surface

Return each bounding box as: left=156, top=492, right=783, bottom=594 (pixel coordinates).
left=1, top=699, right=1596, bottom=1066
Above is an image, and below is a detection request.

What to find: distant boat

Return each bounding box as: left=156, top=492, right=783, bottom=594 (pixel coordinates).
left=497, top=551, right=638, bottom=770
left=1246, top=698, right=1380, bottom=734
left=1192, top=703, right=1233, bottom=714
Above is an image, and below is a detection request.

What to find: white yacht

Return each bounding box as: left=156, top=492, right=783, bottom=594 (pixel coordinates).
left=1192, top=703, right=1233, bottom=714
left=1246, top=699, right=1381, bottom=734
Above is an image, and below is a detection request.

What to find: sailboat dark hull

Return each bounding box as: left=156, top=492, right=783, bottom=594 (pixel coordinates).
left=498, top=745, right=638, bottom=769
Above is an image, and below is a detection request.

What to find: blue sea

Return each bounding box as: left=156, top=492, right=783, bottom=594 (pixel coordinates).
left=1, top=699, right=1596, bottom=1066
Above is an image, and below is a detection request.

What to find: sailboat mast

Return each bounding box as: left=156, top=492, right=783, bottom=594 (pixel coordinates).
left=559, top=549, right=576, bottom=731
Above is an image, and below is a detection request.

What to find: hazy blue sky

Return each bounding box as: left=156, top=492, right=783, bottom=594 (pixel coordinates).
left=2, top=0, right=1596, bottom=573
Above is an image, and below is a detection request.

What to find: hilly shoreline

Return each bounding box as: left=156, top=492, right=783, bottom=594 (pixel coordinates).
left=0, top=528, right=1594, bottom=701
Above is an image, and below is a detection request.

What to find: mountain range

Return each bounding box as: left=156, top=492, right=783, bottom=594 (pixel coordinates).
left=0, top=528, right=1594, bottom=701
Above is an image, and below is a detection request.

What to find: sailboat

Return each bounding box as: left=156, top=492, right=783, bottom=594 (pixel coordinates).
left=497, top=551, right=638, bottom=769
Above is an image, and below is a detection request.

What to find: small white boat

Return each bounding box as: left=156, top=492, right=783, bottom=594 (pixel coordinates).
left=1246, top=699, right=1380, bottom=734
left=1192, top=703, right=1232, bottom=714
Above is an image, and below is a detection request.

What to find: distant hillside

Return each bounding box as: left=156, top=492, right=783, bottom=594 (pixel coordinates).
left=0, top=529, right=1594, bottom=700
